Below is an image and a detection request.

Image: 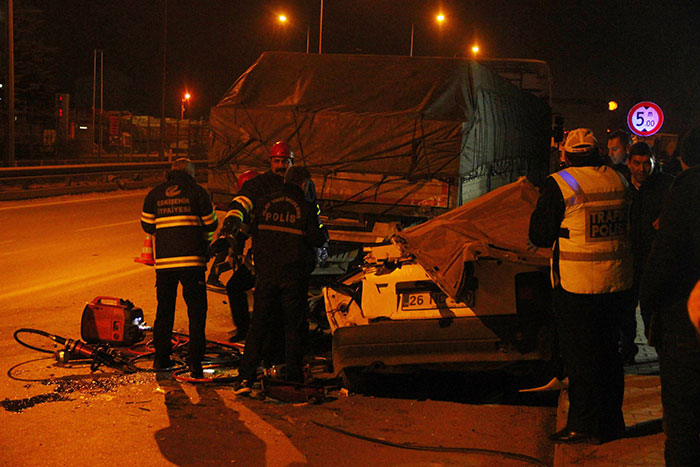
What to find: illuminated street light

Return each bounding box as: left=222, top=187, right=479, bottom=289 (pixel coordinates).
left=608, top=100, right=619, bottom=111
left=410, top=13, right=446, bottom=57
left=181, top=92, right=191, bottom=120
left=277, top=13, right=310, bottom=54
left=471, top=44, right=480, bottom=56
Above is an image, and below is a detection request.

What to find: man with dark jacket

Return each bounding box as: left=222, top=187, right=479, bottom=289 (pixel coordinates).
left=529, top=128, right=633, bottom=444
left=209, top=142, right=293, bottom=345
left=140, top=158, right=218, bottom=378
left=640, top=127, right=700, bottom=466
left=606, top=129, right=632, bottom=179
left=620, top=142, right=674, bottom=360
left=235, top=166, right=329, bottom=394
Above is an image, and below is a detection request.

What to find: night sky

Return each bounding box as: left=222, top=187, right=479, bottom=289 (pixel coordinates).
left=28, top=1, right=700, bottom=129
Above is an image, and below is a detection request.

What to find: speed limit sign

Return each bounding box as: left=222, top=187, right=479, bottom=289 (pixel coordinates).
left=627, top=101, right=664, bottom=136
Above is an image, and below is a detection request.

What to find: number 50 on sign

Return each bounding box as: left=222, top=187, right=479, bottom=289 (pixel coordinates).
left=627, top=101, right=664, bottom=137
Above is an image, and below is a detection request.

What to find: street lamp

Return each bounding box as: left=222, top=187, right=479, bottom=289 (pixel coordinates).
left=471, top=44, right=480, bottom=57
left=410, top=13, right=446, bottom=57
left=181, top=92, right=190, bottom=120
left=277, top=13, right=310, bottom=54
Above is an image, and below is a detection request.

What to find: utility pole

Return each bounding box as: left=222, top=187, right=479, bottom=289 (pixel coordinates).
left=99, top=49, right=103, bottom=158
left=92, top=50, right=96, bottom=155
left=93, top=50, right=104, bottom=159
left=318, top=0, right=323, bottom=54
left=159, top=0, right=167, bottom=159
left=7, top=0, right=15, bottom=166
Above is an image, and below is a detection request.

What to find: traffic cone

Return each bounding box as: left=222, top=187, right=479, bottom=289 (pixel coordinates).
left=134, top=234, right=155, bottom=266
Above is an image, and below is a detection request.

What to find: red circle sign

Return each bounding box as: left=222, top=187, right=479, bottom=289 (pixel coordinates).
left=627, top=101, right=664, bottom=136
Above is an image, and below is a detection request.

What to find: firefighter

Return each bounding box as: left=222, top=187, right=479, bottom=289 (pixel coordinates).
left=140, top=158, right=218, bottom=378
left=234, top=166, right=329, bottom=394
left=223, top=170, right=260, bottom=342
left=529, top=128, right=633, bottom=444
left=210, top=142, right=294, bottom=351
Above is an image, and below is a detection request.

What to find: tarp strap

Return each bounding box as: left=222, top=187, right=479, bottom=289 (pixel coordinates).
left=291, top=108, right=308, bottom=168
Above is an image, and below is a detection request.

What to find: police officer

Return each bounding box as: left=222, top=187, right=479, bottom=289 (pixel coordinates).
left=217, top=141, right=294, bottom=242
left=211, top=142, right=294, bottom=350
left=235, top=166, right=329, bottom=394
left=140, top=158, right=218, bottom=378
left=529, top=128, right=633, bottom=444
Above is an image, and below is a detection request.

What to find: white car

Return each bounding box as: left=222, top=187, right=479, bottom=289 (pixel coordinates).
left=322, top=179, right=557, bottom=391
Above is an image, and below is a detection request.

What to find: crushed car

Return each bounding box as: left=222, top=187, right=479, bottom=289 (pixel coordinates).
left=322, top=178, right=557, bottom=391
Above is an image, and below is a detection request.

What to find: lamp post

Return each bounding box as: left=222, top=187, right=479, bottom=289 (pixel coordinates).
left=180, top=92, right=190, bottom=120
left=278, top=14, right=310, bottom=54
left=319, top=0, right=323, bottom=54
left=471, top=44, right=480, bottom=57
left=410, top=13, right=445, bottom=57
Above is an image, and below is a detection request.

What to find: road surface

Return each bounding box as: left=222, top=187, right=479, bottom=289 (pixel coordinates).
left=0, top=190, right=556, bottom=466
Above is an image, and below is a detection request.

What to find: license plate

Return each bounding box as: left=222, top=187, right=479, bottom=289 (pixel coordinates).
left=400, top=290, right=474, bottom=310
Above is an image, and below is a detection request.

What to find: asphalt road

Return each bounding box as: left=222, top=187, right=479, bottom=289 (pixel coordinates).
left=0, top=190, right=556, bottom=466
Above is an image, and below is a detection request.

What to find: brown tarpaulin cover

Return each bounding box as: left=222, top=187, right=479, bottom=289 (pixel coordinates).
left=393, top=177, right=551, bottom=300
left=209, top=52, right=549, bottom=180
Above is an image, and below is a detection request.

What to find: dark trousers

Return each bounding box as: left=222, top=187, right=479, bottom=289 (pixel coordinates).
left=553, top=287, right=629, bottom=439
left=225, top=265, right=255, bottom=335
left=154, top=267, right=207, bottom=366
left=619, top=280, right=640, bottom=356
left=658, top=327, right=700, bottom=466
left=239, top=277, right=309, bottom=383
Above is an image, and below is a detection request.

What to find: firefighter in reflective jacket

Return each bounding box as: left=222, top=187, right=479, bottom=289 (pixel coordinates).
left=140, top=158, right=218, bottom=377
left=235, top=166, right=329, bottom=392
left=215, top=141, right=293, bottom=245
left=529, top=128, right=633, bottom=444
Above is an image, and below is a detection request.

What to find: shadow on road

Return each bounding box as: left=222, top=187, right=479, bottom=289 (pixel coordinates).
left=155, top=377, right=266, bottom=466
left=356, top=370, right=560, bottom=407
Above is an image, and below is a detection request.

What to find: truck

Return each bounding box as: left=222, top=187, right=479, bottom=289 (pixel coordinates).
left=207, top=52, right=556, bottom=389
left=208, top=52, right=551, bottom=252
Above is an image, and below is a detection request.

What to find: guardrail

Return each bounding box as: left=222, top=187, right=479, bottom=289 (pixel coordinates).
left=0, top=161, right=209, bottom=201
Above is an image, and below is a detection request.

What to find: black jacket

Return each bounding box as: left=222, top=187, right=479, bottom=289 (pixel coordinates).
left=141, top=170, right=218, bottom=269
left=225, top=171, right=284, bottom=225
left=629, top=169, right=674, bottom=282
left=640, top=166, right=700, bottom=338
left=250, top=183, right=329, bottom=280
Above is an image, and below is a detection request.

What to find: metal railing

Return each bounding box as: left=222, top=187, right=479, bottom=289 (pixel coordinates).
left=0, top=161, right=209, bottom=201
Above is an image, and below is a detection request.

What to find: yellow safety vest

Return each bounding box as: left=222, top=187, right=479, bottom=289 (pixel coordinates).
left=550, top=166, right=633, bottom=294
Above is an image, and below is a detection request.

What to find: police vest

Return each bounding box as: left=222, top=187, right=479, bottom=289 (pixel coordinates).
left=550, top=166, right=633, bottom=294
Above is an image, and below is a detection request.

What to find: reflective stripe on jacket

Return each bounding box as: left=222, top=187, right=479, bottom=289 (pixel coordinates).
left=550, top=166, right=633, bottom=294
left=141, top=171, right=218, bottom=270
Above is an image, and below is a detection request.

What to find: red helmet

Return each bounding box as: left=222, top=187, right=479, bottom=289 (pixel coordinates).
left=269, top=141, right=294, bottom=159
left=237, top=169, right=260, bottom=190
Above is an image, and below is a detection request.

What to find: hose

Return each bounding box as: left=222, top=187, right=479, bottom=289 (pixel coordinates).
left=14, top=328, right=66, bottom=354
left=14, top=327, right=243, bottom=383
left=312, top=421, right=548, bottom=467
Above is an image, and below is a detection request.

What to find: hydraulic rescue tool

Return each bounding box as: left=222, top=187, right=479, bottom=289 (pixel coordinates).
left=14, top=328, right=136, bottom=372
